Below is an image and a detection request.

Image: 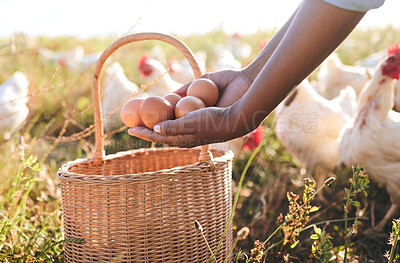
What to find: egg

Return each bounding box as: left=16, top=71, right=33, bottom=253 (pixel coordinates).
left=187, top=78, right=219, bottom=106
left=163, top=93, right=182, bottom=108
left=140, top=96, right=174, bottom=129
left=120, top=98, right=144, bottom=128
left=175, top=96, right=206, bottom=118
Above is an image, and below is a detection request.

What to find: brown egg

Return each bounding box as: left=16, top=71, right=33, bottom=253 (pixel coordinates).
left=175, top=96, right=206, bottom=118
left=187, top=78, right=219, bottom=106
left=140, top=96, right=174, bottom=129
left=120, top=98, right=144, bottom=128
left=163, top=93, right=182, bottom=108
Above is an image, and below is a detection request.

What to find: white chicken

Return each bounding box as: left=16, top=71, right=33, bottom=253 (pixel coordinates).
left=0, top=72, right=29, bottom=140
left=275, top=78, right=356, bottom=202
left=37, top=46, right=102, bottom=72
left=150, top=44, right=168, bottom=65
left=339, top=44, right=400, bottom=230
left=102, top=62, right=146, bottom=132
left=317, top=52, right=372, bottom=99
left=79, top=52, right=102, bottom=70
left=169, top=51, right=207, bottom=84
left=213, top=45, right=242, bottom=71
left=331, top=85, right=358, bottom=119
left=138, top=55, right=182, bottom=96
left=355, top=49, right=386, bottom=68
left=37, top=45, right=85, bottom=71
left=229, top=33, right=252, bottom=61
left=393, top=80, right=400, bottom=112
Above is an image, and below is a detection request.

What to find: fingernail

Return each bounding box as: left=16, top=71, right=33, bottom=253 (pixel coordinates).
left=153, top=125, right=161, bottom=134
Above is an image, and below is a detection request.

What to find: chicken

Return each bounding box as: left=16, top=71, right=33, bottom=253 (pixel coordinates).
left=102, top=62, right=147, bottom=131
left=317, top=52, right=372, bottom=99
left=213, top=45, right=242, bottom=71
left=169, top=51, right=207, bottom=84
left=80, top=52, right=102, bottom=70
left=210, top=125, right=265, bottom=158
left=275, top=78, right=356, bottom=203
left=331, top=85, right=358, bottom=119
left=0, top=72, right=29, bottom=140
left=394, top=80, right=400, bottom=112
left=150, top=44, right=168, bottom=65
left=37, top=46, right=102, bottom=72
left=229, top=33, right=252, bottom=61
left=339, top=44, right=400, bottom=230
left=138, top=55, right=182, bottom=97
left=242, top=125, right=265, bottom=151
left=37, top=45, right=85, bottom=71
left=355, top=49, right=386, bottom=68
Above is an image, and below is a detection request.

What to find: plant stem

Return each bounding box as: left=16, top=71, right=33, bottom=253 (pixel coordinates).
left=263, top=183, right=325, bottom=246
left=201, top=230, right=218, bottom=263
left=344, top=207, right=348, bottom=263
left=206, top=130, right=269, bottom=263
left=224, top=237, right=240, bottom=263
left=388, top=220, right=400, bottom=263
left=343, top=184, right=354, bottom=263
left=300, top=217, right=368, bottom=232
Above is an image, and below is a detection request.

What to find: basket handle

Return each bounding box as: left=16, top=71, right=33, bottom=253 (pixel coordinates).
left=92, top=32, right=212, bottom=165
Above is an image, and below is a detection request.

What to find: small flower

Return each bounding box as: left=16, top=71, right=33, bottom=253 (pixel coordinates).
left=384, top=250, right=390, bottom=260
left=358, top=170, right=368, bottom=177
left=283, top=253, right=290, bottom=263
left=250, top=240, right=265, bottom=263
left=303, top=177, right=315, bottom=186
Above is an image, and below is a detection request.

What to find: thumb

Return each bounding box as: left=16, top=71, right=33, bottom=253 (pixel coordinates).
left=153, top=117, right=195, bottom=136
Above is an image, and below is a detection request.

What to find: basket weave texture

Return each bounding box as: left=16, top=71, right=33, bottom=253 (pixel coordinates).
left=57, top=33, right=234, bottom=262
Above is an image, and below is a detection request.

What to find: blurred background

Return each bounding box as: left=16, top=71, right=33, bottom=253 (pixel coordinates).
left=1, top=0, right=400, bottom=262
left=1, top=0, right=400, bottom=38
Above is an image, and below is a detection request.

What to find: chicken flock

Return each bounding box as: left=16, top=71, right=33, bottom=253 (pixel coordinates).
left=275, top=44, right=400, bottom=229
left=2, top=34, right=400, bottom=230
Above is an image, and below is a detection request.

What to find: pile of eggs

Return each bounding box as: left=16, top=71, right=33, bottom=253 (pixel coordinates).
left=120, top=79, right=219, bottom=129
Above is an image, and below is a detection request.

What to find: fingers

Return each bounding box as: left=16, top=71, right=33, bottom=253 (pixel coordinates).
left=127, top=126, right=199, bottom=148
left=153, top=116, right=196, bottom=136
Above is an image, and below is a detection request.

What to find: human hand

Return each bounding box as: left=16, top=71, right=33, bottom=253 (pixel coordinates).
left=128, top=106, right=242, bottom=147
left=128, top=69, right=253, bottom=147
left=175, top=69, right=252, bottom=107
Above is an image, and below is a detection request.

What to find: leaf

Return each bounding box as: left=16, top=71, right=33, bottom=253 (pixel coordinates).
left=310, top=234, right=319, bottom=240
left=310, top=206, right=320, bottom=213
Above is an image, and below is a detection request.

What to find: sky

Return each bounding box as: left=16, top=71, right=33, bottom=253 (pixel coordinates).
left=0, top=0, right=399, bottom=38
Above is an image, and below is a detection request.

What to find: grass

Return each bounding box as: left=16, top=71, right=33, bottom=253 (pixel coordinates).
left=0, top=26, right=400, bottom=261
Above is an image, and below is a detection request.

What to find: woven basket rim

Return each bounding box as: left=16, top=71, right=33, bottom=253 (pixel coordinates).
left=58, top=147, right=233, bottom=180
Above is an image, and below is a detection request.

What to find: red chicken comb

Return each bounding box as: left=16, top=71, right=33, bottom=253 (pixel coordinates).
left=138, top=55, right=149, bottom=68
left=387, top=43, right=400, bottom=57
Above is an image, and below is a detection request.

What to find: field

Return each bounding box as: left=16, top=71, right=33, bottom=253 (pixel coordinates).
left=0, top=26, right=400, bottom=262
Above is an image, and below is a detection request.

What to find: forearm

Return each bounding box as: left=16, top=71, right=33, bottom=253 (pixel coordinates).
left=229, top=0, right=365, bottom=136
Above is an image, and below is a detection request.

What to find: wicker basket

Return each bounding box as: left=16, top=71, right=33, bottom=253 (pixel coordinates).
left=57, top=32, right=234, bottom=262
